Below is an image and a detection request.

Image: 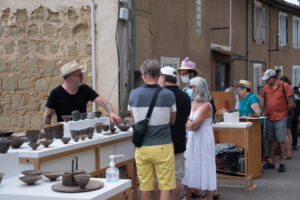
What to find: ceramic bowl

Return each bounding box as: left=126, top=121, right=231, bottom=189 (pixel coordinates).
left=43, top=126, right=54, bottom=140
left=0, top=139, right=11, bottom=153
left=25, top=130, right=41, bottom=143
left=61, top=115, right=72, bottom=122
left=10, top=136, right=27, bottom=149
left=117, top=124, right=131, bottom=132
left=28, top=142, right=40, bottom=150
left=19, top=175, right=41, bottom=185
left=87, top=127, right=94, bottom=139
left=0, top=130, right=14, bottom=137
left=39, top=139, right=53, bottom=148
left=87, top=112, right=95, bottom=119
left=94, top=111, right=102, bottom=118
left=61, top=137, right=71, bottom=144
left=80, top=134, right=86, bottom=141
left=22, top=170, right=43, bottom=176
left=110, top=127, right=116, bottom=133
left=74, top=173, right=90, bottom=189
left=52, top=123, right=64, bottom=139
left=71, top=130, right=79, bottom=142
left=79, top=113, right=87, bottom=120
left=102, top=124, right=109, bottom=131
left=43, top=171, right=62, bottom=181
left=0, top=172, right=4, bottom=184
left=95, top=123, right=103, bottom=133
left=71, top=110, right=80, bottom=121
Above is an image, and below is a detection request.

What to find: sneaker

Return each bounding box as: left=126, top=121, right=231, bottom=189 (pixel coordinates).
left=278, top=164, right=286, bottom=172
left=263, top=162, right=275, bottom=169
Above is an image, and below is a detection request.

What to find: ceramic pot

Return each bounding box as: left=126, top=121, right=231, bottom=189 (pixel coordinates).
left=87, top=127, right=94, bottom=139
left=62, top=170, right=85, bottom=186
left=22, top=170, right=43, bottom=176
left=87, top=112, right=95, bottom=119
left=43, top=171, right=62, bottom=181
left=19, top=175, right=41, bottom=185
left=43, top=126, right=54, bottom=140
left=61, top=115, right=72, bottom=122
left=80, top=134, right=86, bottom=141
left=95, top=123, right=103, bottom=133
left=61, top=137, right=71, bottom=144
left=117, top=124, right=131, bottom=132
left=71, top=130, right=79, bottom=142
left=102, top=124, right=109, bottom=131
left=25, top=130, right=41, bottom=143
left=0, top=130, right=14, bottom=137
left=53, top=124, right=64, bottom=139
left=79, top=113, right=87, bottom=120
left=28, top=142, right=40, bottom=150
left=74, top=173, right=90, bottom=189
left=94, top=111, right=102, bottom=118
left=0, top=139, right=11, bottom=153
left=71, top=110, right=80, bottom=121
left=39, top=139, right=53, bottom=148
left=0, top=172, right=4, bottom=184
left=9, top=136, right=27, bottom=149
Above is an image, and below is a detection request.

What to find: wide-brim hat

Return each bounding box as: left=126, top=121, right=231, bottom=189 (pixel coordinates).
left=176, top=57, right=199, bottom=75
left=60, top=60, right=87, bottom=77
left=238, top=80, right=252, bottom=89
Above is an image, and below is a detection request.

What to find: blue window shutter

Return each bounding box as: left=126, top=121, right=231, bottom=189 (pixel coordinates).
left=280, top=15, right=287, bottom=46
left=286, top=16, right=289, bottom=46
left=253, top=4, right=256, bottom=41
left=293, top=19, right=297, bottom=48
left=261, top=7, right=266, bottom=43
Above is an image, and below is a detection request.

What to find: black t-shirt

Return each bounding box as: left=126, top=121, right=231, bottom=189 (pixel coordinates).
left=46, top=84, right=99, bottom=122
left=165, top=85, right=191, bottom=154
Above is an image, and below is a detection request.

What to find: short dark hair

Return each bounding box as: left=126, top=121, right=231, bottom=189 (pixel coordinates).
left=188, top=69, right=197, bottom=77
left=63, top=74, right=70, bottom=80
left=239, top=86, right=251, bottom=93
left=163, top=75, right=177, bottom=84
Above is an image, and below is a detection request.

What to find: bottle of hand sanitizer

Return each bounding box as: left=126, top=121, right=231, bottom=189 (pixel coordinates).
left=106, top=154, right=124, bottom=182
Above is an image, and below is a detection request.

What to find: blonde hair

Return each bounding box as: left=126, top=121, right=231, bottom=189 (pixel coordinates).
left=189, top=77, right=211, bottom=102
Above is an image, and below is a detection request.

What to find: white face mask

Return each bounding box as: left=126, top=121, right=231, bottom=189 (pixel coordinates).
left=181, top=75, right=190, bottom=84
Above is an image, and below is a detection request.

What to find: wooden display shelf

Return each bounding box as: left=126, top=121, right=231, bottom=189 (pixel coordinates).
left=213, top=122, right=255, bottom=194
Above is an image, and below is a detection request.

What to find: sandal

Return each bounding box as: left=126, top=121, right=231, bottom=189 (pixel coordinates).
left=213, top=193, right=220, bottom=200
left=285, top=155, right=292, bottom=159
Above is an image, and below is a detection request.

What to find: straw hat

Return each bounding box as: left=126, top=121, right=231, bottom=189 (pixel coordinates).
left=177, top=57, right=199, bottom=75
left=60, top=61, right=86, bottom=77
left=238, top=80, right=252, bottom=89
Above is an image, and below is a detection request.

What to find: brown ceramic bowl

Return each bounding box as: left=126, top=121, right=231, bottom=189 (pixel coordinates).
left=0, top=172, right=4, bottom=184
left=71, top=130, right=79, bottom=142
left=80, top=134, right=86, bottom=141
left=22, top=169, right=43, bottom=176
left=94, top=111, right=102, bottom=118
left=74, top=173, right=90, bottom=189
left=0, top=130, right=14, bottom=137
left=102, top=124, right=109, bottom=131
left=28, top=142, right=40, bottom=150
left=43, top=126, right=54, bottom=140
left=61, top=115, right=72, bottom=122
left=19, top=175, right=41, bottom=185
left=25, top=130, right=41, bottom=143
left=61, top=137, right=71, bottom=144
left=0, top=139, right=11, bottom=153
left=43, top=171, right=62, bottom=181
left=39, top=139, right=53, bottom=148
left=95, top=123, right=103, bottom=133
left=10, top=136, right=27, bottom=149
left=117, top=124, right=131, bottom=132
left=52, top=123, right=64, bottom=139
left=79, top=113, right=87, bottom=120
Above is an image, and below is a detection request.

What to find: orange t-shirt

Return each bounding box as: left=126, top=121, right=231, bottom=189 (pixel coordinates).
left=262, top=80, right=293, bottom=121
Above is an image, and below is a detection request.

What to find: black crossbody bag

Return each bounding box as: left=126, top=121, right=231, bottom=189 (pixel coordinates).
left=132, top=87, right=162, bottom=147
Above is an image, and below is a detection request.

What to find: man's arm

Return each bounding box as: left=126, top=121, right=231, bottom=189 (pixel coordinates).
left=170, top=111, right=176, bottom=125
left=287, top=96, right=296, bottom=110
left=250, top=102, right=261, bottom=116
left=93, top=96, right=121, bottom=123
left=43, top=107, right=54, bottom=124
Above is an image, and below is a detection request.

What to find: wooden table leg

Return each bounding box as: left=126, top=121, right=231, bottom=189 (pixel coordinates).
left=125, top=160, right=137, bottom=200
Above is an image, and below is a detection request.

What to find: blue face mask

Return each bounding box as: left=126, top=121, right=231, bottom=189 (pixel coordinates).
left=181, top=75, right=190, bottom=84
left=187, top=88, right=193, bottom=98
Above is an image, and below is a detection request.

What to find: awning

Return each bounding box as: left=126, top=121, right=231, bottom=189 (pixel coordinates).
left=211, top=47, right=244, bottom=58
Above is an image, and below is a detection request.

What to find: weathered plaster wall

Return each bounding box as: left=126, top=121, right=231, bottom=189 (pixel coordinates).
left=0, top=0, right=118, bottom=132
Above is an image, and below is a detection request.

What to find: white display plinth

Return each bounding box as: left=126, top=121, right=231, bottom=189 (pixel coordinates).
left=213, top=122, right=252, bottom=128
left=0, top=152, right=19, bottom=179
left=0, top=177, right=131, bottom=200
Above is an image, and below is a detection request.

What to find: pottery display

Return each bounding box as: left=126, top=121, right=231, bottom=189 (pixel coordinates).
left=39, top=139, right=53, bottom=148
left=43, top=126, right=54, bottom=140
left=25, top=130, right=41, bottom=143
left=19, top=175, right=41, bottom=185
left=53, top=123, right=64, bottom=139
left=87, top=127, right=94, bottom=139
left=95, top=123, right=103, bottom=133
left=61, top=137, right=71, bottom=144
left=117, top=124, right=131, bottom=132
left=0, top=139, right=11, bottom=153
left=10, top=136, right=27, bottom=149
left=22, top=169, right=43, bottom=176
left=0, top=130, right=14, bottom=137
left=28, top=142, right=40, bottom=150
left=71, top=130, right=79, bottom=142
left=0, top=172, right=4, bottom=184
left=74, top=173, right=91, bottom=189
left=102, top=124, right=109, bottom=131
left=61, top=115, right=72, bottom=122
left=43, top=171, right=62, bottom=181
left=71, top=110, right=80, bottom=121
left=62, top=157, right=85, bottom=186
left=94, top=111, right=102, bottom=118
left=79, top=113, right=87, bottom=120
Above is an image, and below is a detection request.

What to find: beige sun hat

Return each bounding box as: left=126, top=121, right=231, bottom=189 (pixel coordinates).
left=60, top=60, right=87, bottom=77
left=238, top=80, right=252, bottom=89
left=176, top=57, right=199, bottom=75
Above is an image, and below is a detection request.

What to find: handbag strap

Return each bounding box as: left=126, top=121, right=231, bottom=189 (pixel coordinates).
left=282, top=82, right=288, bottom=106
left=145, top=87, right=162, bottom=121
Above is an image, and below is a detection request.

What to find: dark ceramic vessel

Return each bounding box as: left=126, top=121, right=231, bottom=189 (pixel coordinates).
left=0, top=139, right=11, bottom=153
left=28, top=142, right=40, bottom=150
left=71, top=130, right=79, bottom=142
left=71, top=110, right=80, bottom=121
left=62, top=170, right=85, bottom=186
left=61, top=137, right=71, bottom=144
left=80, top=113, right=87, bottom=120
left=39, top=139, right=53, bottom=148
left=94, top=111, right=102, bottom=118
left=43, top=171, right=62, bottom=181
left=26, top=130, right=41, bottom=143
left=10, top=136, right=27, bottom=149
left=19, top=175, right=41, bottom=185
left=87, top=127, right=94, bottom=139
left=53, top=124, right=64, bottom=139
left=43, top=126, right=54, bottom=140
left=74, top=173, right=91, bottom=189
left=22, top=170, right=43, bottom=176
left=80, top=134, right=86, bottom=141
left=0, top=130, right=14, bottom=137
left=117, top=124, right=131, bottom=132
left=102, top=124, right=109, bottom=131
left=61, top=115, right=72, bottom=122
left=95, top=123, right=103, bottom=133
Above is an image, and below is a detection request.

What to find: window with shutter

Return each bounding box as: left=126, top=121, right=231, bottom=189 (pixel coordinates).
left=253, top=4, right=256, bottom=41
left=196, top=0, right=201, bottom=35
left=253, top=2, right=265, bottom=44
left=261, top=7, right=266, bottom=43
left=279, top=13, right=288, bottom=47
left=253, top=64, right=262, bottom=95
left=293, top=66, right=300, bottom=87
left=293, top=17, right=300, bottom=49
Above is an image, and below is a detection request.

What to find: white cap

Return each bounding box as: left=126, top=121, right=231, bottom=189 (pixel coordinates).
left=161, top=66, right=177, bottom=78
left=60, top=60, right=87, bottom=77
left=261, top=69, right=276, bottom=81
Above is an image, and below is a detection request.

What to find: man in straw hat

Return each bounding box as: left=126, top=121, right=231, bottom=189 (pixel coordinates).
left=43, top=60, right=121, bottom=124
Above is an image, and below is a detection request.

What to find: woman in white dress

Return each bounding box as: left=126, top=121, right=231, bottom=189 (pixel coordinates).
left=182, top=77, right=217, bottom=200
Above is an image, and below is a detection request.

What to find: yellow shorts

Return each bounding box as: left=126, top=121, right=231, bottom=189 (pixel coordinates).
left=135, top=143, right=175, bottom=191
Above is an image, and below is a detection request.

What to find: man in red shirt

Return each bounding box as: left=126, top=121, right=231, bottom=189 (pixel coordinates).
left=260, top=69, right=294, bottom=172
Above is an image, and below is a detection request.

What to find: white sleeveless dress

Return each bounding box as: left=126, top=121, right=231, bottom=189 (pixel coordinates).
left=181, top=107, right=217, bottom=190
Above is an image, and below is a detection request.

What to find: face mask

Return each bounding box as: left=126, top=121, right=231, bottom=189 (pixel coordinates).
left=181, top=75, right=190, bottom=84
left=187, top=88, right=193, bottom=98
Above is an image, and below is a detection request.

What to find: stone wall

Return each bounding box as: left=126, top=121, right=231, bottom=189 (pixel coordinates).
left=0, top=6, right=93, bottom=131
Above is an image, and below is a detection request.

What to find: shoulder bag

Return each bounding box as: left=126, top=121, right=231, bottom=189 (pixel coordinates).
left=132, top=87, right=162, bottom=147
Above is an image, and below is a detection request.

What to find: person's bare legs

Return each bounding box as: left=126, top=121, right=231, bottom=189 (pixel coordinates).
left=141, top=191, right=152, bottom=200
left=205, top=190, right=213, bottom=200
left=153, top=181, right=160, bottom=200
left=285, top=129, right=293, bottom=158
left=160, top=190, right=171, bottom=200
left=279, top=141, right=286, bottom=164
left=268, top=140, right=276, bottom=164
left=171, top=180, right=181, bottom=200
left=184, top=185, right=191, bottom=200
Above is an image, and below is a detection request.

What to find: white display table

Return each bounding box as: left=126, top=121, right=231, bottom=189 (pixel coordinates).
left=0, top=152, right=20, bottom=179
left=0, top=177, right=131, bottom=200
